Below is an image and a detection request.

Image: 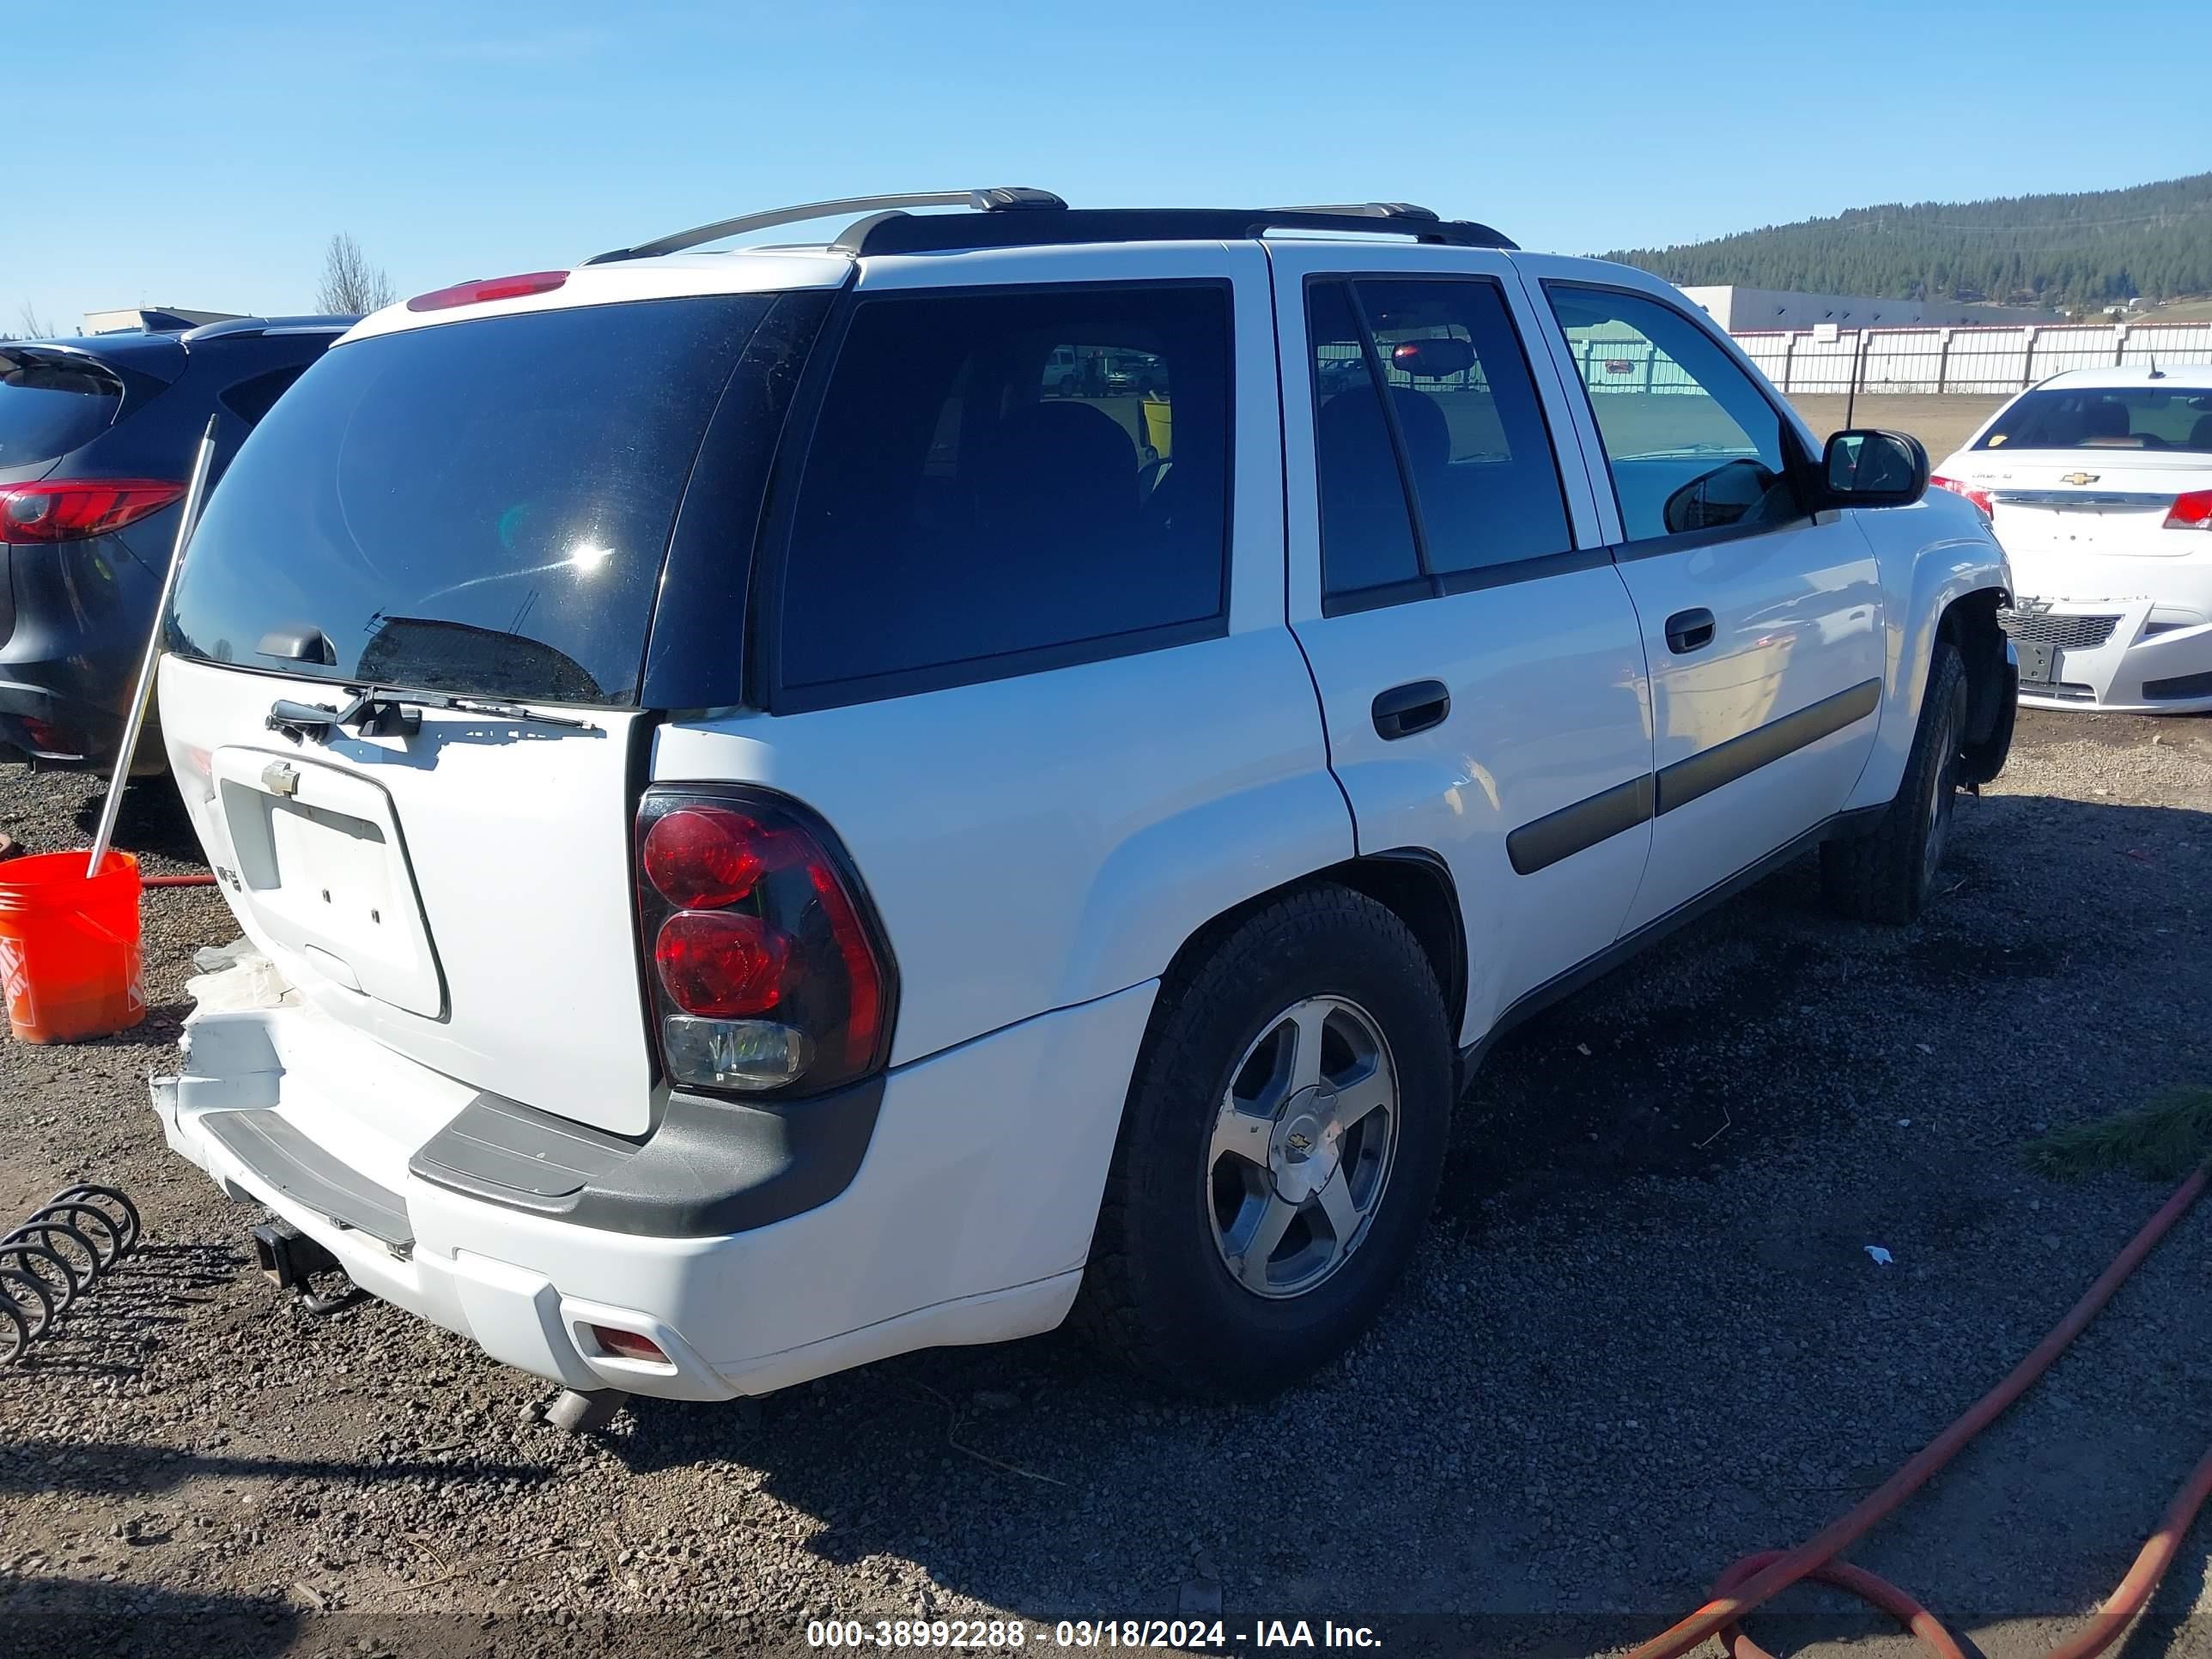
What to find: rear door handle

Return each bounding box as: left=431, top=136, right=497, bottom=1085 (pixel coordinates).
left=1371, top=679, right=1450, bottom=741
left=1665, top=608, right=1717, bottom=654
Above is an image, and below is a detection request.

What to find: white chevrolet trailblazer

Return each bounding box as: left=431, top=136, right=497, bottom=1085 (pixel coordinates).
left=149, top=191, right=2015, bottom=1411
left=1933, top=363, right=2212, bottom=712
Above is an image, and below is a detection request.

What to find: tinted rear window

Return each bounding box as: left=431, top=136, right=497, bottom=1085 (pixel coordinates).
left=1977, top=386, right=2212, bottom=453
left=0, top=351, right=122, bottom=470
left=167, top=296, right=787, bottom=705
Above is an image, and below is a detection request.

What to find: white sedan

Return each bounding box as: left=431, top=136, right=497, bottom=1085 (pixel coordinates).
left=1934, top=364, right=2212, bottom=712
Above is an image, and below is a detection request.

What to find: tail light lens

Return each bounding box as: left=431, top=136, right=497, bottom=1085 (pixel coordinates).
left=406, top=270, right=568, bottom=312
left=1931, top=475, right=1994, bottom=519
left=0, top=478, right=184, bottom=544
left=635, top=788, right=894, bottom=1097
left=2165, top=490, right=2212, bottom=532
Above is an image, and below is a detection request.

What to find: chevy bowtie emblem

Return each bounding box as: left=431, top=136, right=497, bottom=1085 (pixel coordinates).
left=2061, top=471, right=2100, bottom=486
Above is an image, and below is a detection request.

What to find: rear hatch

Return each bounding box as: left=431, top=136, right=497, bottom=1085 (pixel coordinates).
left=159, top=282, right=833, bottom=1135
left=1949, top=381, right=2212, bottom=562
left=0, top=342, right=145, bottom=649
left=1977, top=449, right=2212, bottom=561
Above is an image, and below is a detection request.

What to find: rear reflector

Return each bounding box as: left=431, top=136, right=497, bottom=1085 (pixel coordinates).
left=0, top=478, right=184, bottom=544
left=1931, top=475, right=1993, bottom=519
left=2165, top=490, right=2212, bottom=531
left=405, top=270, right=569, bottom=313
left=587, top=1326, right=669, bottom=1364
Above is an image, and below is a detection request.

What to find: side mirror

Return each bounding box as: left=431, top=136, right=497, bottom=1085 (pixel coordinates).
left=1822, top=428, right=1929, bottom=507
left=1389, top=337, right=1477, bottom=379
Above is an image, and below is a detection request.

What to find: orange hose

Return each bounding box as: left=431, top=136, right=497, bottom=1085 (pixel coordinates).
left=1628, top=1166, right=2211, bottom=1659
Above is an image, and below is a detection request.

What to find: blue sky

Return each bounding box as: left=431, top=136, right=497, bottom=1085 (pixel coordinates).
left=11, top=0, right=2209, bottom=330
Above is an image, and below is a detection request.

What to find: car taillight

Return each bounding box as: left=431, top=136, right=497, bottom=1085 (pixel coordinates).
left=0, top=478, right=184, bottom=544
left=635, top=787, right=894, bottom=1097
left=1930, top=475, right=1994, bottom=519
left=405, top=270, right=568, bottom=312
left=2165, top=490, right=2212, bottom=531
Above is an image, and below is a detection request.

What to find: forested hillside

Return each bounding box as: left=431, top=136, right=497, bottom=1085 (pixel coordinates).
left=1610, top=173, right=2212, bottom=309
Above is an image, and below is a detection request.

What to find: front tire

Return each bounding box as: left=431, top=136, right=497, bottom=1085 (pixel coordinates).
left=1821, top=641, right=1968, bottom=924
left=1074, top=886, right=1453, bottom=1399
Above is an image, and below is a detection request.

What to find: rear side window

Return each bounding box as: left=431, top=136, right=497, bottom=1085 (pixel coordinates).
left=168, top=296, right=798, bottom=705
left=775, top=283, right=1231, bottom=700
left=1976, top=386, right=2212, bottom=453
left=0, top=349, right=122, bottom=470
left=1547, top=285, right=1799, bottom=544
left=1309, top=276, right=1571, bottom=608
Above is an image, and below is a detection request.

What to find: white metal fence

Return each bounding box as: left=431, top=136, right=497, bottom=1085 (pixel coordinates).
left=1731, top=321, right=2212, bottom=397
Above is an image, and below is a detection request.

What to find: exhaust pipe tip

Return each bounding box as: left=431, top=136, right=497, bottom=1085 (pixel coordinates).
left=544, top=1389, right=628, bottom=1435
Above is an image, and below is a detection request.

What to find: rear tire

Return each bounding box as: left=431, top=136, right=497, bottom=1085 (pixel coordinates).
left=1074, top=886, right=1453, bottom=1399
left=1821, top=641, right=1968, bottom=925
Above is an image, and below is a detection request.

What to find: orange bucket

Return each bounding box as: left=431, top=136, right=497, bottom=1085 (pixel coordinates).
left=0, top=850, right=146, bottom=1042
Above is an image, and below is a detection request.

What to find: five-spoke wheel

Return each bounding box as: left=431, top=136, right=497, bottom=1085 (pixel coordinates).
left=1206, top=996, right=1398, bottom=1298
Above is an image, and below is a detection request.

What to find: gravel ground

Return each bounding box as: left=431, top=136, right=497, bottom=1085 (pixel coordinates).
left=3, top=712, right=2211, bottom=1659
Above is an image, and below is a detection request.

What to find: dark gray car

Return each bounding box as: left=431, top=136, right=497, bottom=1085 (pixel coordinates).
left=0, top=316, right=351, bottom=773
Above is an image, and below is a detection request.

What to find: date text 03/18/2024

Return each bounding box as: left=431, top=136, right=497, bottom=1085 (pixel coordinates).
left=805, top=1619, right=1385, bottom=1649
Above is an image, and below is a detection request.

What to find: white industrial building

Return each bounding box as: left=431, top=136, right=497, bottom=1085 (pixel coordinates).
left=1679, top=285, right=2053, bottom=332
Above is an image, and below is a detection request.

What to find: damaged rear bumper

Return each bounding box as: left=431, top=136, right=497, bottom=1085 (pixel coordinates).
left=150, top=983, right=1152, bottom=1399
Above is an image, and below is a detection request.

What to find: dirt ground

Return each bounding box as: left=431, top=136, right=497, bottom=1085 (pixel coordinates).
left=3, top=708, right=2211, bottom=1659
left=1788, top=393, right=2009, bottom=459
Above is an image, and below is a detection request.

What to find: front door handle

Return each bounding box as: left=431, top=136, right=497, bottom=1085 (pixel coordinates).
left=1371, top=679, right=1450, bottom=741
left=1665, top=608, right=1717, bottom=654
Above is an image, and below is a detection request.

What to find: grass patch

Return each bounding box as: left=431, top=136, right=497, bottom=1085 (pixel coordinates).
left=2025, top=1086, right=2212, bottom=1182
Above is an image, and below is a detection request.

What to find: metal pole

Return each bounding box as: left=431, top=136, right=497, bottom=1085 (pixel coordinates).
left=86, top=415, right=218, bottom=878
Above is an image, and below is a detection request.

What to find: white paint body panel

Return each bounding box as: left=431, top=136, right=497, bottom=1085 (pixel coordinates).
left=160, top=655, right=658, bottom=1134
left=1609, top=517, right=1885, bottom=930
left=1845, top=498, right=2011, bottom=808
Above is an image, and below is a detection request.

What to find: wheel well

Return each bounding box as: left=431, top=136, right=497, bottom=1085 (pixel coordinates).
left=1157, top=852, right=1467, bottom=1037
left=1939, top=586, right=2014, bottom=786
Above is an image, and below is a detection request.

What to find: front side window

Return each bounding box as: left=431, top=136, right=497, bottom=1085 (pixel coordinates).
left=1976, top=386, right=2212, bottom=453
left=1547, top=286, right=1801, bottom=544
left=777, top=283, right=1231, bottom=696
left=1308, top=276, right=1572, bottom=607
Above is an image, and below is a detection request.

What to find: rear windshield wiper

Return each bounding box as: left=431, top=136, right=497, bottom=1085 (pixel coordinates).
left=266, top=685, right=601, bottom=741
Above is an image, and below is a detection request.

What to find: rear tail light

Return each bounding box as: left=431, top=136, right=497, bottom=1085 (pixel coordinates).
left=1931, top=475, right=1994, bottom=519
left=405, top=270, right=568, bottom=312
left=2165, top=490, right=2212, bottom=532
left=635, top=789, right=894, bottom=1097
left=0, top=478, right=184, bottom=544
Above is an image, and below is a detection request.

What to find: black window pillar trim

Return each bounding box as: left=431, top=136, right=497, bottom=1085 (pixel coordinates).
left=1339, top=279, right=1437, bottom=587
left=637, top=283, right=845, bottom=713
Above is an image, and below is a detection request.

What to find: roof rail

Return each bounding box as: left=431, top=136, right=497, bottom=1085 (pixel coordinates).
left=179, top=314, right=359, bottom=343
left=842, top=204, right=1516, bottom=258
left=584, top=187, right=1066, bottom=264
